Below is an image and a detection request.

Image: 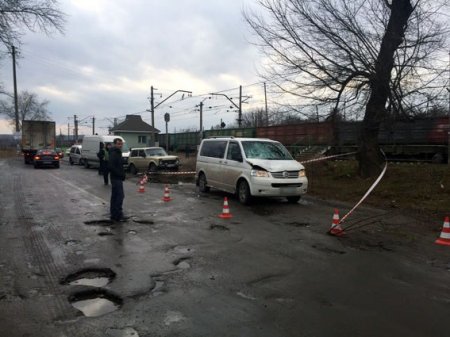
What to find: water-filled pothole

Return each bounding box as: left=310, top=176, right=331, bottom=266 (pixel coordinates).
left=60, top=268, right=116, bottom=287
left=173, top=257, right=192, bottom=269
left=210, top=224, right=229, bottom=231
left=68, top=289, right=122, bottom=317
left=84, top=219, right=114, bottom=226
left=98, top=232, right=115, bottom=237
left=105, top=327, right=139, bottom=337
left=65, top=239, right=81, bottom=246
left=128, top=230, right=137, bottom=235
left=132, top=219, right=154, bottom=225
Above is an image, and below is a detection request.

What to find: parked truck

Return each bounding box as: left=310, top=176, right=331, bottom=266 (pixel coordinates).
left=22, top=120, right=56, bottom=164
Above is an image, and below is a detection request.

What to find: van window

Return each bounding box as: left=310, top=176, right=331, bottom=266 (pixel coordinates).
left=241, top=141, right=292, bottom=160
left=226, top=142, right=243, bottom=162
left=200, top=141, right=227, bottom=158
left=131, top=150, right=138, bottom=157
left=138, top=150, right=145, bottom=157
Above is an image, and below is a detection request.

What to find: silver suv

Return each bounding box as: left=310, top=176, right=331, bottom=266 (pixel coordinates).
left=196, top=137, right=308, bottom=204
left=128, top=147, right=180, bottom=174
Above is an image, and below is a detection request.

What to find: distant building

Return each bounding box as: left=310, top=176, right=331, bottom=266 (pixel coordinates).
left=109, top=115, right=159, bottom=148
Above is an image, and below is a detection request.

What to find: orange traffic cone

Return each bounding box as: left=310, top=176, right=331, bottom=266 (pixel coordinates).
left=162, top=185, right=172, bottom=202
left=435, top=216, right=450, bottom=246
left=328, top=209, right=345, bottom=237
left=218, top=197, right=233, bottom=219
left=138, top=182, right=145, bottom=193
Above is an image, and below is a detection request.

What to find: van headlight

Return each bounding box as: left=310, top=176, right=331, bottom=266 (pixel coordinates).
left=299, top=169, right=306, bottom=177
left=251, top=169, right=270, bottom=178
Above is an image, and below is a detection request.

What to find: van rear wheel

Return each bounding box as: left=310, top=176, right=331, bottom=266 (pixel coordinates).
left=237, top=180, right=251, bottom=205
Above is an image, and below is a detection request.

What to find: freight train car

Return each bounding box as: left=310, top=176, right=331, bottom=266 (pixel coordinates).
left=159, top=117, right=449, bottom=162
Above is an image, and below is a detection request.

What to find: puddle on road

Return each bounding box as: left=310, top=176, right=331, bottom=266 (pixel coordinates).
left=106, top=327, right=139, bottom=337
left=127, top=230, right=137, bottom=235
left=84, top=219, right=114, bottom=226
left=69, top=289, right=122, bottom=318
left=70, top=277, right=110, bottom=287
left=61, top=268, right=116, bottom=287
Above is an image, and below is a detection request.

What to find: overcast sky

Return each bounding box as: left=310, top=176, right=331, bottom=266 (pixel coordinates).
left=0, top=0, right=267, bottom=135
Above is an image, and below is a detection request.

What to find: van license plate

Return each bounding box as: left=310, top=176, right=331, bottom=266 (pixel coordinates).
left=280, top=187, right=297, bottom=194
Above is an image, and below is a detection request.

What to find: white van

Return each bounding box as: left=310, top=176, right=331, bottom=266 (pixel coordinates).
left=196, top=137, right=308, bottom=204
left=81, top=135, right=130, bottom=168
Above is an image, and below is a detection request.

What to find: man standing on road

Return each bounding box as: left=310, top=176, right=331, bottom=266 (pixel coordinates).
left=97, top=143, right=110, bottom=185
left=109, top=138, right=127, bottom=222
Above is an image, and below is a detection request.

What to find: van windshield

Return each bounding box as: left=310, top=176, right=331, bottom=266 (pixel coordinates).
left=241, top=141, right=293, bottom=160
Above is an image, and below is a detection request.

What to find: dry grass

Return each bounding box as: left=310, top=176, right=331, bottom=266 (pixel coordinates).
left=306, top=160, right=450, bottom=217
left=0, top=148, right=17, bottom=158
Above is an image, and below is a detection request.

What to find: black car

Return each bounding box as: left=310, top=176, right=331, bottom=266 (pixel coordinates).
left=55, top=148, right=64, bottom=159
left=34, top=149, right=60, bottom=169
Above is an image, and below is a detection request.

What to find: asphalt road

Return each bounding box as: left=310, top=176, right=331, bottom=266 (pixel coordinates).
left=0, top=157, right=449, bottom=337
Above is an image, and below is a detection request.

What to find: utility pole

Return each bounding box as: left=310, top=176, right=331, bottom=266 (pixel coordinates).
left=264, top=82, right=269, bottom=126
left=150, top=86, right=155, bottom=145
left=147, top=86, right=192, bottom=145
left=199, top=101, right=203, bottom=135
left=92, top=116, right=95, bottom=135
left=238, top=85, right=243, bottom=127
left=12, top=46, right=19, bottom=132
left=74, top=115, right=78, bottom=143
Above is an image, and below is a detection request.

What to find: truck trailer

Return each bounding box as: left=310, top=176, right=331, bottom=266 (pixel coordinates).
left=21, top=120, right=56, bottom=164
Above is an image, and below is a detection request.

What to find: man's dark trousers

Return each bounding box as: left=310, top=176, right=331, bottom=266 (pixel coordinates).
left=110, top=178, right=124, bottom=220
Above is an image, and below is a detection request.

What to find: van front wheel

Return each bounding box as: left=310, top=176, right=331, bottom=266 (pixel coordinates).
left=237, top=180, right=251, bottom=205
left=198, top=173, right=210, bottom=193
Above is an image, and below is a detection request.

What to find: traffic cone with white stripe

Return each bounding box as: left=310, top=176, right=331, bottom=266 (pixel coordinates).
left=162, top=185, right=172, bottom=202
left=435, top=217, right=450, bottom=246
left=218, top=197, right=233, bottom=219
left=138, top=181, right=145, bottom=193
left=328, top=209, right=345, bottom=237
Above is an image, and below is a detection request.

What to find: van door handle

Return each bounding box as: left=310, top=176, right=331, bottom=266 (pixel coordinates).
left=223, top=161, right=228, bottom=164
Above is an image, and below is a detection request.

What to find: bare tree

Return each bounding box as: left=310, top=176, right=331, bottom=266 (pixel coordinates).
left=0, top=0, right=65, bottom=51
left=0, top=90, right=51, bottom=130
left=245, top=0, right=449, bottom=177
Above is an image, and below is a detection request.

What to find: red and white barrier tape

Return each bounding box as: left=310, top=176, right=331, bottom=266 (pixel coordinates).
left=340, top=154, right=388, bottom=225
left=146, top=171, right=196, bottom=175
left=300, top=152, right=357, bottom=164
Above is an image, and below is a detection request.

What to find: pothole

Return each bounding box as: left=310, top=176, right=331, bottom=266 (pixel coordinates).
left=106, top=327, right=139, bottom=337
left=127, top=230, right=137, bottom=235
left=84, top=220, right=114, bottom=226
left=173, top=257, right=192, bottom=269
left=171, top=246, right=193, bottom=254
left=68, top=289, right=122, bottom=317
left=209, top=224, right=229, bottom=231
left=132, top=219, right=154, bottom=225
left=65, top=239, right=81, bottom=246
left=60, top=268, right=116, bottom=287
left=98, top=232, right=115, bottom=237
left=311, top=244, right=346, bottom=255
left=284, top=221, right=310, bottom=227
